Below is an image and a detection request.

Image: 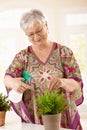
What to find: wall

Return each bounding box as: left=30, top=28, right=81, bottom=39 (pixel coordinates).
left=0, top=0, right=87, bottom=9
left=0, top=0, right=87, bottom=42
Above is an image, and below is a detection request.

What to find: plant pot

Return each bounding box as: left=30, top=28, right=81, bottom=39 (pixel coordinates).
left=42, top=113, right=61, bottom=130
left=0, top=111, right=6, bottom=126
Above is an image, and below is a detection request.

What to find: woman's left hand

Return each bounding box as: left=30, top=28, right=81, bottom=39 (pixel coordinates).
left=48, top=77, right=63, bottom=90
left=48, top=77, right=80, bottom=92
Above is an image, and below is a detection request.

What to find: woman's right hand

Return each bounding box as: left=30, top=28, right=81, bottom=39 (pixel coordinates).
left=4, top=75, right=31, bottom=93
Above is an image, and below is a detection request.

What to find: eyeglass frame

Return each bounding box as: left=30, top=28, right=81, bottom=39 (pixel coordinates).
left=26, top=24, right=45, bottom=39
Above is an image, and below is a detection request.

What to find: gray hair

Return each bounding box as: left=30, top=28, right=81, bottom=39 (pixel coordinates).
left=20, top=9, right=46, bottom=31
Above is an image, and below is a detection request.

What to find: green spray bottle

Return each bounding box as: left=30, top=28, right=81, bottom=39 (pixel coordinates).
left=9, top=71, right=33, bottom=103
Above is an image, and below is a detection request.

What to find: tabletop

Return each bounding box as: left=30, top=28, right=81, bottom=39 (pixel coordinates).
left=0, top=111, right=72, bottom=130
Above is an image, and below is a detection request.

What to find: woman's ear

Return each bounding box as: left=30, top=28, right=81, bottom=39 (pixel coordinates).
left=45, top=21, right=48, bottom=30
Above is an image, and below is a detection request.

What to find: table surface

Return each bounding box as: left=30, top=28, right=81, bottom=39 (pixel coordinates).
left=0, top=111, right=72, bottom=130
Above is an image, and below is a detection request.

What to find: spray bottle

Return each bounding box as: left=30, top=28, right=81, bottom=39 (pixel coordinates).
left=9, top=71, right=33, bottom=103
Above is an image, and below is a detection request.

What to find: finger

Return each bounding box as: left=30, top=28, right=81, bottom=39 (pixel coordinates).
left=49, top=78, right=62, bottom=90
left=17, top=84, right=27, bottom=93
left=49, top=77, right=57, bottom=86
left=17, top=87, right=25, bottom=93
left=50, top=82, right=57, bottom=90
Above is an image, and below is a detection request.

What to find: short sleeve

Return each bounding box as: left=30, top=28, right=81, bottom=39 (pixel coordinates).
left=5, top=48, right=29, bottom=78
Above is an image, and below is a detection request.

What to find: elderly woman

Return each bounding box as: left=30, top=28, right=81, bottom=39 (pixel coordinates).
left=4, top=9, right=84, bottom=130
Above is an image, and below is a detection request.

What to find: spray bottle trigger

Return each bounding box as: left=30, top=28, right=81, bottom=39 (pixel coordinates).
left=22, top=78, right=26, bottom=82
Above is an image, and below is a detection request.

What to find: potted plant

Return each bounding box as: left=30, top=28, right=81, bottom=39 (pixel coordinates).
left=35, top=89, right=67, bottom=130
left=0, top=93, right=11, bottom=126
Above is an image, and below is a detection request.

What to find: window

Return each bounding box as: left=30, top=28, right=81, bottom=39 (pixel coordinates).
left=60, top=8, right=87, bottom=103
left=0, top=9, right=30, bottom=94
left=66, top=13, right=87, bottom=26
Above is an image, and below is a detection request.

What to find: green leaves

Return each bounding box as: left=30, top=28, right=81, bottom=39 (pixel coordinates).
left=0, top=93, right=11, bottom=111
left=35, top=89, right=67, bottom=116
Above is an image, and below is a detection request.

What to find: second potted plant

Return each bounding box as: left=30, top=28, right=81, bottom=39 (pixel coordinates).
left=35, top=89, right=67, bottom=130
left=0, top=93, right=11, bottom=126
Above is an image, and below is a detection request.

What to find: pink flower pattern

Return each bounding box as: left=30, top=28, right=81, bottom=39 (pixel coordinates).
left=39, top=69, right=51, bottom=82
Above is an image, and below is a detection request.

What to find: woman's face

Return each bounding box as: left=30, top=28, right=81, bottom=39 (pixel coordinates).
left=25, top=21, right=48, bottom=46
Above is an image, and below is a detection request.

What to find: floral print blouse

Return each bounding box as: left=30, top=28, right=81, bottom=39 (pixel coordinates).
left=5, top=42, right=84, bottom=130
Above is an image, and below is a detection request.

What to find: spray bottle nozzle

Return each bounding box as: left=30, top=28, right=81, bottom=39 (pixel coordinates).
left=22, top=71, right=33, bottom=83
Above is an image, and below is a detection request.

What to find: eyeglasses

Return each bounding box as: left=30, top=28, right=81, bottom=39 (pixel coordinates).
left=27, top=25, right=44, bottom=39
